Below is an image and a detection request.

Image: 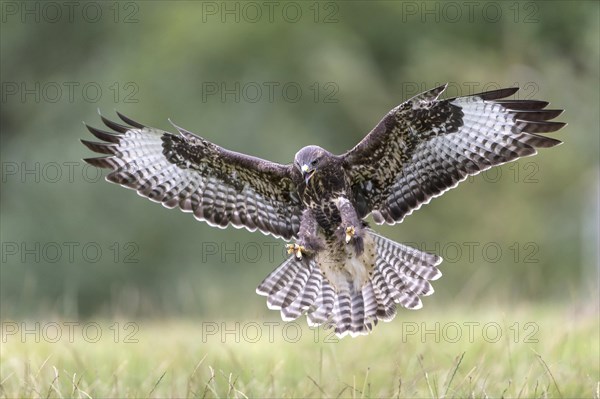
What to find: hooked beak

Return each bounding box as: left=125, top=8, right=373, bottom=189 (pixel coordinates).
left=301, top=164, right=315, bottom=185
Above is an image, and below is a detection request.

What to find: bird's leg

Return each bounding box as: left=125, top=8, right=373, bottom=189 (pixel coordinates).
left=286, top=209, right=324, bottom=260
left=334, top=197, right=364, bottom=255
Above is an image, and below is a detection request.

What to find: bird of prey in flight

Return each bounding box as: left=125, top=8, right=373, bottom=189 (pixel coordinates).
left=82, top=84, right=564, bottom=337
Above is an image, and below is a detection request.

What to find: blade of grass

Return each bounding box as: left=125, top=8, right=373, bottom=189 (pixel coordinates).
left=148, top=370, right=166, bottom=398
left=443, top=352, right=465, bottom=398
left=418, top=354, right=435, bottom=399
left=307, top=375, right=327, bottom=398
left=533, top=350, right=562, bottom=399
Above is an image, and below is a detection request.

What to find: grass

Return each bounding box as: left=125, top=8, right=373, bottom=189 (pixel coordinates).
left=1, top=304, right=598, bottom=398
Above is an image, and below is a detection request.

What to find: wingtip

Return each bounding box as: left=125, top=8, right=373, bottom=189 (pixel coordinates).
left=115, top=110, right=145, bottom=129
left=80, top=139, right=98, bottom=152
left=167, top=118, right=180, bottom=130
left=436, top=82, right=449, bottom=91
left=167, top=118, right=182, bottom=134
left=99, top=113, right=130, bottom=133
left=433, top=82, right=448, bottom=94
left=168, top=118, right=198, bottom=140
left=478, top=87, right=519, bottom=101
left=81, top=139, right=116, bottom=154
left=83, top=157, right=113, bottom=169
left=415, top=83, right=447, bottom=101
left=84, top=123, right=121, bottom=143
left=518, top=120, right=567, bottom=134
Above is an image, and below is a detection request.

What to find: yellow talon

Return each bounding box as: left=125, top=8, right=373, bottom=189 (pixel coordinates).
left=295, top=245, right=305, bottom=259
left=345, top=226, right=355, bottom=243
left=286, top=243, right=295, bottom=255
left=286, top=243, right=306, bottom=259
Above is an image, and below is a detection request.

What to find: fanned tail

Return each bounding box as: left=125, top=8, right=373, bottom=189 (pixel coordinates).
left=256, top=256, right=322, bottom=320
left=256, top=229, right=442, bottom=338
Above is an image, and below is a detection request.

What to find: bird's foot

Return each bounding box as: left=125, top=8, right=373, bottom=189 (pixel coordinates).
left=345, top=226, right=356, bottom=243
left=286, top=237, right=323, bottom=260
left=286, top=243, right=307, bottom=260
left=336, top=225, right=364, bottom=255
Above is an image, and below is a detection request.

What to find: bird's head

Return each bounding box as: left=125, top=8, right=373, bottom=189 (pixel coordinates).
left=294, top=145, right=329, bottom=185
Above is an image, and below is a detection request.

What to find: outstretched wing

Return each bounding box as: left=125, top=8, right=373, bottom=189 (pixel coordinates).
left=342, top=84, right=565, bottom=224
left=82, top=113, right=303, bottom=240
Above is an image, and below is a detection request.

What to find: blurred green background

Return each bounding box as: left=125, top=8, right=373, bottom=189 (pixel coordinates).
left=1, top=1, right=598, bottom=322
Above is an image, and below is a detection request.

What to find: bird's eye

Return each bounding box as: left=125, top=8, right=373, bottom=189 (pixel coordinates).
left=311, top=159, right=318, bottom=166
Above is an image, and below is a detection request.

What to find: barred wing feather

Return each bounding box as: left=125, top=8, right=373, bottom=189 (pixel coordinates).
left=82, top=113, right=303, bottom=240
left=343, top=85, right=565, bottom=224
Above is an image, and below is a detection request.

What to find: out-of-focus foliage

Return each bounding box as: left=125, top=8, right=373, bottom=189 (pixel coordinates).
left=1, top=1, right=598, bottom=319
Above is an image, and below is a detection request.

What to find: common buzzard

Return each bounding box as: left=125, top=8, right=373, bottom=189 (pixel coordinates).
left=82, top=84, right=565, bottom=337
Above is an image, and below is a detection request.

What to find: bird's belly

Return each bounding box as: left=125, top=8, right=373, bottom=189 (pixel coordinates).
left=316, top=233, right=377, bottom=294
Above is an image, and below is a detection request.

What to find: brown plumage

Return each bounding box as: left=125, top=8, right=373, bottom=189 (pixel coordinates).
left=82, top=84, right=565, bottom=337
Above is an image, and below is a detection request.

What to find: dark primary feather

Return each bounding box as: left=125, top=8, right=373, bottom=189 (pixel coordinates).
left=342, top=84, right=565, bottom=224
left=82, top=113, right=304, bottom=240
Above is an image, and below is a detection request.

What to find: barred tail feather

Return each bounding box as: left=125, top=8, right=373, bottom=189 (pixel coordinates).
left=361, top=281, right=379, bottom=333
left=256, top=256, right=305, bottom=309
left=307, top=280, right=335, bottom=326
left=350, top=290, right=366, bottom=335
left=332, top=287, right=353, bottom=336
left=371, top=264, right=398, bottom=321
left=280, top=266, right=322, bottom=321
left=256, top=230, right=442, bottom=338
